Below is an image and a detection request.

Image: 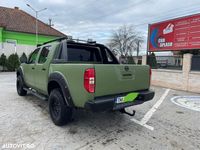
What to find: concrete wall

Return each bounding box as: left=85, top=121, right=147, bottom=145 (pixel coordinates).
left=143, top=54, right=200, bottom=93
left=188, top=71, right=200, bottom=93
left=151, top=69, right=185, bottom=91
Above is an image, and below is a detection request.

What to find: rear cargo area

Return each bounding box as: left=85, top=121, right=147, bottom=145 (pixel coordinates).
left=94, top=64, right=150, bottom=97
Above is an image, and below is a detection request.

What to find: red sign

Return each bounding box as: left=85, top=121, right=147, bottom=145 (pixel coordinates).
left=148, top=13, right=200, bottom=52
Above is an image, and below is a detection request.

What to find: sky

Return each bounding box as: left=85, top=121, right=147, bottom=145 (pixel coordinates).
left=1, top=0, right=200, bottom=55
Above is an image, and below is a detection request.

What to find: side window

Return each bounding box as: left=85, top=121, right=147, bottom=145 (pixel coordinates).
left=53, top=43, right=63, bottom=60
left=105, top=49, right=114, bottom=62
left=103, top=48, right=119, bottom=64
left=28, top=48, right=40, bottom=64
left=38, top=46, right=51, bottom=64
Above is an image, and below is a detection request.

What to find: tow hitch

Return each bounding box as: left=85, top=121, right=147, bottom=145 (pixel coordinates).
left=120, top=109, right=136, bottom=116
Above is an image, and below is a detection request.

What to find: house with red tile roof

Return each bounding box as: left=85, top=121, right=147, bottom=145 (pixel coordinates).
left=0, top=6, right=65, bottom=56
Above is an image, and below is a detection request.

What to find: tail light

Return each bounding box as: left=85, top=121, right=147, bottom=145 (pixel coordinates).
left=149, top=67, right=152, bottom=86
left=84, top=68, right=95, bottom=93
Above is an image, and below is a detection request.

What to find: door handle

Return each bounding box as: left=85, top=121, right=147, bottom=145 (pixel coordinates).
left=42, top=68, right=46, bottom=71
left=32, top=67, right=35, bottom=70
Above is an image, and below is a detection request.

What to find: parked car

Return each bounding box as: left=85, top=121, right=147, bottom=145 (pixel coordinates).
left=157, top=59, right=168, bottom=68
left=16, top=37, right=154, bottom=126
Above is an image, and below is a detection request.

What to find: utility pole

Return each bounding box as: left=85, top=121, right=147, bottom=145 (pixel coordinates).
left=49, top=18, right=52, bottom=26
left=136, top=40, right=140, bottom=57
left=26, top=4, right=47, bottom=45
left=48, top=18, right=54, bottom=27
left=146, top=24, right=151, bottom=65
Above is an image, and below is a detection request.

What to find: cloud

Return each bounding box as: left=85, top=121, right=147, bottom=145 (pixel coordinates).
left=1, top=0, right=200, bottom=54
left=38, top=0, right=66, bottom=5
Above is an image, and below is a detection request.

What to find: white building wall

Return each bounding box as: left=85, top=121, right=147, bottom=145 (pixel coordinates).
left=146, top=54, right=200, bottom=93
left=0, top=42, right=36, bottom=57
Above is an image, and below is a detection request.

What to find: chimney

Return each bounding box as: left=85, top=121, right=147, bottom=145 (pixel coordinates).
left=14, top=7, right=19, bottom=10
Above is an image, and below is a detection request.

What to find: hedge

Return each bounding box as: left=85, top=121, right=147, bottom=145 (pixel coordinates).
left=0, top=53, right=28, bottom=72
left=147, top=53, right=158, bottom=69
left=0, top=53, right=7, bottom=71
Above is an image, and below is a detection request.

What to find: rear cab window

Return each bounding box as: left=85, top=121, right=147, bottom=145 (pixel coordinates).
left=55, top=43, right=102, bottom=63
left=67, top=44, right=101, bottom=63
left=53, top=42, right=119, bottom=64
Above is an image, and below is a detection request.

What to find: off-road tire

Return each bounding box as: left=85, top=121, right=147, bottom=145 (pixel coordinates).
left=16, top=75, right=27, bottom=96
left=49, top=88, right=72, bottom=126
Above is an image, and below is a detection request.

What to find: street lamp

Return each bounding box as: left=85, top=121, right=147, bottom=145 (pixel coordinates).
left=26, top=4, right=47, bottom=45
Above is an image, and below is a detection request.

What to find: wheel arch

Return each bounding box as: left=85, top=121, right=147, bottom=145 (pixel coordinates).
left=16, top=67, right=23, bottom=77
left=16, top=67, right=27, bottom=88
left=48, top=72, right=74, bottom=107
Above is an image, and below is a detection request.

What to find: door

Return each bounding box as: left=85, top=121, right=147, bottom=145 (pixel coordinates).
left=23, top=48, right=40, bottom=87
left=34, top=45, right=51, bottom=93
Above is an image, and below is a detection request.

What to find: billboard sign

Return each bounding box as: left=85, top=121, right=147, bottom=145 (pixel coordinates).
left=148, top=13, right=200, bottom=52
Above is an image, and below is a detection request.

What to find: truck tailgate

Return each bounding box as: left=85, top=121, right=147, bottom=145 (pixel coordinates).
left=94, top=64, right=150, bottom=97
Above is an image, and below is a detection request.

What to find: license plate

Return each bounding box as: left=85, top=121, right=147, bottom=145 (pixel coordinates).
left=115, top=92, right=139, bottom=104
left=115, top=97, right=125, bottom=104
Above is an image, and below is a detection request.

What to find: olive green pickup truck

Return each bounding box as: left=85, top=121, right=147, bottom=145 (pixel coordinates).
left=16, top=36, right=154, bottom=126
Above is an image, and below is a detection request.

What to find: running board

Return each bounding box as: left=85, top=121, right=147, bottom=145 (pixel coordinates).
left=24, top=88, right=48, bottom=101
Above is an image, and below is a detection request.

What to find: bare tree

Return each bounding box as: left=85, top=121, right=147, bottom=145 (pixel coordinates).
left=108, top=25, right=143, bottom=57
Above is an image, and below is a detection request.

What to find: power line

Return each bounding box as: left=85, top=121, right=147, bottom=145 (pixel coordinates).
left=56, top=1, right=200, bottom=41
left=89, top=0, right=151, bottom=21
left=59, top=7, right=200, bottom=33
left=49, top=0, right=123, bottom=21
left=133, top=8, right=200, bottom=27
left=59, top=0, right=151, bottom=31
left=61, top=0, right=200, bottom=26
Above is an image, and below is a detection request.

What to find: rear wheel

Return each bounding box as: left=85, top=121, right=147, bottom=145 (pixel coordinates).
left=49, top=88, right=72, bottom=126
left=16, top=75, right=27, bottom=96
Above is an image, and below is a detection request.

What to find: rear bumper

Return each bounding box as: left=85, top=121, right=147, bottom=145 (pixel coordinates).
left=84, top=90, right=155, bottom=112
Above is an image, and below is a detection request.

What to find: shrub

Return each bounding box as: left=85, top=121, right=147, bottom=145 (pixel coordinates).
left=147, top=53, right=157, bottom=69
left=0, top=53, right=7, bottom=71
left=127, top=56, right=135, bottom=64
left=7, top=53, right=20, bottom=71
left=20, top=52, right=28, bottom=63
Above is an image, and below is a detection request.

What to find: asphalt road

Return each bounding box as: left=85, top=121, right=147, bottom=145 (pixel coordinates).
left=0, top=72, right=200, bottom=150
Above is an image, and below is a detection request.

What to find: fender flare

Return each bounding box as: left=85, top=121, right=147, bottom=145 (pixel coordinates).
left=16, top=67, right=23, bottom=77
left=16, top=67, right=27, bottom=87
left=48, top=72, right=74, bottom=107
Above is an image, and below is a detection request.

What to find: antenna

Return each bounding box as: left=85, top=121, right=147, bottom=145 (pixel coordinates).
left=48, top=18, right=54, bottom=27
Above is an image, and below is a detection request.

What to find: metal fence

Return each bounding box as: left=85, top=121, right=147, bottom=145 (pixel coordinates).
left=191, top=55, right=200, bottom=71
left=147, top=55, right=183, bottom=70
